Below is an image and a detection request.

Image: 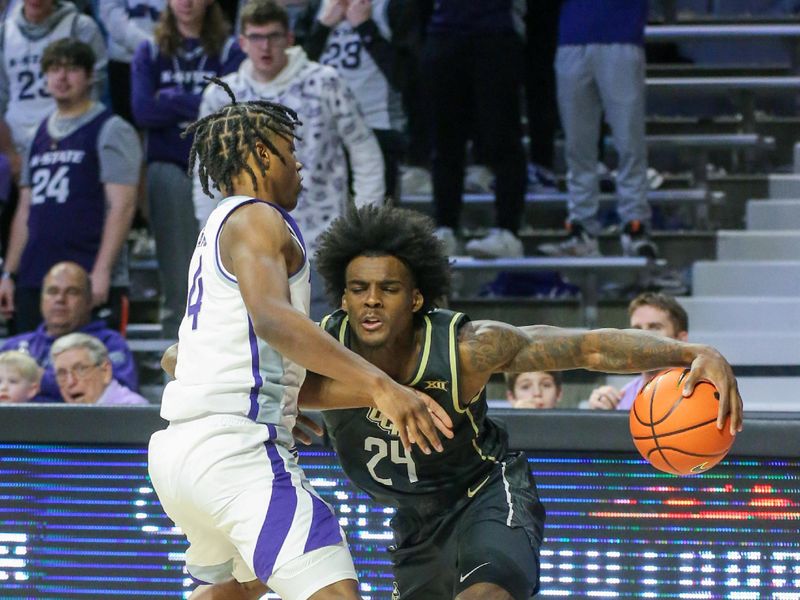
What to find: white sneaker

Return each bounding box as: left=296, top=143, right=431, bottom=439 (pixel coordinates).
left=400, top=166, right=432, bottom=195
left=463, top=165, right=495, bottom=193
left=434, top=226, right=458, bottom=256
left=465, top=228, right=523, bottom=258
left=538, top=225, right=600, bottom=257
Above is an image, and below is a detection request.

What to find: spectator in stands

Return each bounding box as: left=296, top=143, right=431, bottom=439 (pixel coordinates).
left=52, top=332, right=148, bottom=405
left=0, top=350, right=41, bottom=403
left=296, top=0, right=416, bottom=200
left=539, top=0, right=656, bottom=259
left=131, top=0, right=244, bottom=338
left=0, top=0, right=106, bottom=178
left=0, top=39, right=139, bottom=332
left=422, top=1, right=527, bottom=258
left=587, top=292, right=688, bottom=410
left=196, top=0, right=383, bottom=319
left=506, top=370, right=563, bottom=409
left=98, top=0, right=164, bottom=123
left=525, top=0, right=560, bottom=192
left=1, top=261, right=138, bottom=403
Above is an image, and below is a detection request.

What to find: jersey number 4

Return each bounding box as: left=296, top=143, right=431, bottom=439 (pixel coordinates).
left=365, top=436, right=418, bottom=486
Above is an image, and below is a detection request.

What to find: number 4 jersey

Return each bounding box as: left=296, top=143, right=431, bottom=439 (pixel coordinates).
left=320, top=309, right=509, bottom=516
left=160, top=196, right=311, bottom=449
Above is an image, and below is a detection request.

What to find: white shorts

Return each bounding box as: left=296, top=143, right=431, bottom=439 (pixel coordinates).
left=148, top=414, right=356, bottom=598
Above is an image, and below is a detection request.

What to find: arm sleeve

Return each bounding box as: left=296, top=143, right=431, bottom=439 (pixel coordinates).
left=327, top=72, right=384, bottom=205
left=0, top=27, right=9, bottom=116
left=97, top=117, right=143, bottom=185
left=130, top=42, right=202, bottom=128
left=75, top=16, right=109, bottom=100
left=97, top=0, right=153, bottom=54
left=18, top=140, right=32, bottom=187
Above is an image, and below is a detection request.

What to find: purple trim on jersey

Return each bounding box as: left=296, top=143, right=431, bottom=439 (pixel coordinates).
left=254, top=442, right=298, bottom=581
left=214, top=199, right=264, bottom=284
left=247, top=317, right=264, bottom=421
left=190, top=575, right=212, bottom=586
left=303, top=493, right=342, bottom=553
left=213, top=198, right=307, bottom=282
left=267, top=423, right=278, bottom=441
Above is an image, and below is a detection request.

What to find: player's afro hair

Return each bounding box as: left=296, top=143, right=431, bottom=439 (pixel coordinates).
left=315, top=205, right=451, bottom=313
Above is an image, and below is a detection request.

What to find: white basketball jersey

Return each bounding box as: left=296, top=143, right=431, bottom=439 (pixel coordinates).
left=2, top=14, right=78, bottom=153
left=318, top=0, right=404, bottom=131
left=160, top=196, right=311, bottom=446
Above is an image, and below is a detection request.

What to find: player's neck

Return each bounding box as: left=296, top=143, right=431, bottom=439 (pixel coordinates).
left=56, top=97, right=92, bottom=119
left=352, top=325, right=421, bottom=383
left=176, top=19, right=203, bottom=39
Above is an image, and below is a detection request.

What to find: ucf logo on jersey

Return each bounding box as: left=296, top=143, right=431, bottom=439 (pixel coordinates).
left=366, top=408, right=400, bottom=437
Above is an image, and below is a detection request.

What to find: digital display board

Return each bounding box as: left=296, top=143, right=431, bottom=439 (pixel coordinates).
left=2, top=444, right=799, bottom=599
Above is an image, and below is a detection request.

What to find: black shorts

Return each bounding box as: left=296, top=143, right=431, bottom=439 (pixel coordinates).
left=389, top=452, right=545, bottom=600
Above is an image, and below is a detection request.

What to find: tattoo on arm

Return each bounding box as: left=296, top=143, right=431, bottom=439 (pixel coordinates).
left=461, top=322, right=702, bottom=375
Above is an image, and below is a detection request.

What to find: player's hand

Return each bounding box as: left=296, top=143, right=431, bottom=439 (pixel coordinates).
left=682, top=347, right=743, bottom=435
left=0, top=277, right=15, bottom=319
left=90, top=267, right=111, bottom=307
left=346, top=0, right=372, bottom=27
left=292, top=411, right=325, bottom=445
left=161, top=343, right=178, bottom=378
left=588, top=385, right=622, bottom=410
left=319, top=0, right=347, bottom=27
left=373, top=378, right=454, bottom=455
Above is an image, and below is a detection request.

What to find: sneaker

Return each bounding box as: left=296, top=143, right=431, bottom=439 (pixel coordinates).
left=538, top=223, right=600, bottom=257
left=620, top=220, right=658, bottom=258
left=528, top=162, right=557, bottom=191
left=463, top=165, right=495, bottom=194
left=465, top=228, right=523, bottom=258
left=434, top=226, right=458, bottom=256
left=400, top=166, right=432, bottom=195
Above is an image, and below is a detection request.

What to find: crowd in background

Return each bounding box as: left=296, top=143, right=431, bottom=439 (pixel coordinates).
left=0, top=0, right=792, bottom=404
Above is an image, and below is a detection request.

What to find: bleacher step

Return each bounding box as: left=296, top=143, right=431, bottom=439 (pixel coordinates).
left=688, top=331, right=800, bottom=365
left=676, top=297, right=800, bottom=332
left=746, top=198, right=800, bottom=229
left=717, top=230, right=800, bottom=260
left=692, top=261, right=800, bottom=296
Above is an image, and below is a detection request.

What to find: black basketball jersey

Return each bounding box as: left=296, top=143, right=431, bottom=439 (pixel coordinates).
left=321, top=309, right=509, bottom=517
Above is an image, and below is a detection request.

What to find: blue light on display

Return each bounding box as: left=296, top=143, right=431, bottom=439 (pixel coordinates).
left=1, top=444, right=799, bottom=598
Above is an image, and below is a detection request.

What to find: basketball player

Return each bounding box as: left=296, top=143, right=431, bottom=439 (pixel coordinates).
left=302, top=205, right=742, bottom=600
left=148, top=84, right=451, bottom=600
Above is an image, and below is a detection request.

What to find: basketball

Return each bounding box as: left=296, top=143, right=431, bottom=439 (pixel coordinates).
left=629, top=368, right=735, bottom=476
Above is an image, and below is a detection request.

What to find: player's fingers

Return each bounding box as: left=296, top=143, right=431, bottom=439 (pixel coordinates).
left=416, top=406, right=443, bottom=453
left=406, top=417, right=431, bottom=455
left=716, top=384, right=728, bottom=431
left=730, top=381, right=743, bottom=434
left=681, top=368, right=699, bottom=397
left=422, top=393, right=453, bottom=438
left=397, top=425, right=412, bottom=455
left=296, top=414, right=324, bottom=437
left=430, top=407, right=454, bottom=439
left=291, top=427, right=312, bottom=445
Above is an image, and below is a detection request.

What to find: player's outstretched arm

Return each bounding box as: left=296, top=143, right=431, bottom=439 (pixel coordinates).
left=222, top=203, right=450, bottom=453
left=457, top=321, right=743, bottom=434
left=299, top=371, right=454, bottom=437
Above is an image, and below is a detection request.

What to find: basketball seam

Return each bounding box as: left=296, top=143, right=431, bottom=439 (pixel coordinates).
left=646, top=446, right=729, bottom=459
left=647, top=374, right=680, bottom=474
left=632, top=416, right=720, bottom=441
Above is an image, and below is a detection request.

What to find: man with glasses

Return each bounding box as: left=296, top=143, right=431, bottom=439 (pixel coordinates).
left=52, top=332, right=147, bottom=405
left=193, top=0, right=384, bottom=319
left=0, top=261, right=137, bottom=402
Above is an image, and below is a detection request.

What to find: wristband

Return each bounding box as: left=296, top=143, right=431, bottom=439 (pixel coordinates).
left=1, top=271, right=16, bottom=282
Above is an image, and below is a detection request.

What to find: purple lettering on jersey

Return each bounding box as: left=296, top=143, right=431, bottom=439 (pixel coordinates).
left=187, top=256, right=204, bottom=330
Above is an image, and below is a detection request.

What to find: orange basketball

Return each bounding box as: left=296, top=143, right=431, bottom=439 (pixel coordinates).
left=629, top=367, right=734, bottom=476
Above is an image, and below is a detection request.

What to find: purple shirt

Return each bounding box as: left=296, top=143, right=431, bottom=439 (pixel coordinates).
left=18, top=109, right=113, bottom=289
left=617, top=375, right=646, bottom=411
left=131, top=37, right=244, bottom=169
left=559, top=0, right=648, bottom=47
left=1, top=319, right=139, bottom=403
left=96, top=379, right=149, bottom=406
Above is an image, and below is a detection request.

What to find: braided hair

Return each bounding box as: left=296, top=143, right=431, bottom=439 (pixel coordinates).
left=183, top=77, right=301, bottom=198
